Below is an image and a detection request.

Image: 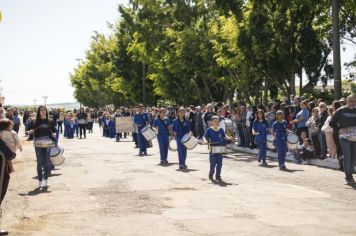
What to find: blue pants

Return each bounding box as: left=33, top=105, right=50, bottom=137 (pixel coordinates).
left=64, top=126, right=68, bottom=137
left=209, top=153, right=223, bottom=176
left=258, top=142, right=267, bottom=163
left=68, top=128, right=74, bottom=139
left=339, top=138, right=356, bottom=179
left=57, top=121, right=63, bottom=133
left=157, top=135, right=169, bottom=161
left=138, top=129, right=147, bottom=154
left=318, top=132, right=327, bottom=159
left=35, top=147, right=51, bottom=181
left=276, top=140, right=287, bottom=167
left=176, top=138, right=187, bottom=165
left=74, top=124, right=79, bottom=137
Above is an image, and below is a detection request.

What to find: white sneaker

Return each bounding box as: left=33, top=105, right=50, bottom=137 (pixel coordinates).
left=43, top=179, right=49, bottom=187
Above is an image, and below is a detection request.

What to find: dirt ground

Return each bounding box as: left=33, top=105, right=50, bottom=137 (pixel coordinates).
left=2, top=124, right=356, bottom=236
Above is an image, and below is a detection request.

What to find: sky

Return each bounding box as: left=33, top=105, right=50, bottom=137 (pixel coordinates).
left=0, top=0, right=128, bottom=105
left=0, top=1, right=355, bottom=105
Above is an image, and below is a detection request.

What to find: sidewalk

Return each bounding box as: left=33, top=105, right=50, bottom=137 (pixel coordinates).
left=228, top=145, right=356, bottom=172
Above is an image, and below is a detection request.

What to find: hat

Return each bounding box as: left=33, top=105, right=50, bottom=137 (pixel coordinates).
left=211, top=116, right=219, bottom=120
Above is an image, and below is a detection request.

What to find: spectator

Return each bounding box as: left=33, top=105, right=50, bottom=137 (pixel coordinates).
left=291, top=100, right=310, bottom=136
left=306, top=107, right=321, bottom=158
left=316, top=102, right=328, bottom=159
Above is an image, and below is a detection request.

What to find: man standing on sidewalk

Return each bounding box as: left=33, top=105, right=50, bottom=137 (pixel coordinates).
left=330, top=94, right=356, bottom=185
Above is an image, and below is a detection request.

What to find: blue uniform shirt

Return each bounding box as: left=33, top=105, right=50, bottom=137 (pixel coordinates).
left=134, top=112, right=149, bottom=129
left=296, top=109, right=309, bottom=128
left=253, top=120, right=269, bottom=144
left=153, top=118, right=172, bottom=137
left=172, top=119, right=190, bottom=138
left=273, top=120, right=288, bottom=141
left=204, top=127, right=226, bottom=146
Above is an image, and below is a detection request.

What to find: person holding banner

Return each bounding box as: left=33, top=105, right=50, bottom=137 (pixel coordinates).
left=134, top=104, right=149, bottom=156
left=172, top=107, right=191, bottom=169
left=153, top=108, right=172, bottom=165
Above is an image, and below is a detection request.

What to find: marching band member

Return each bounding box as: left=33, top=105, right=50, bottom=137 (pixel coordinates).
left=172, top=107, right=191, bottom=169
left=273, top=110, right=289, bottom=170
left=109, top=115, right=116, bottom=138
left=153, top=108, right=172, bottom=165
left=203, top=116, right=233, bottom=181
left=252, top=110, right=269, bottom=166
left=114, top=109, right=122, bottom=142
left=134, top=104, right=149, bottom=156
left=102, top=114, right=110, bottom=137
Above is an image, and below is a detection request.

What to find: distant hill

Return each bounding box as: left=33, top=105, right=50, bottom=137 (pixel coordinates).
left=6, top=102, right=81, bottom=110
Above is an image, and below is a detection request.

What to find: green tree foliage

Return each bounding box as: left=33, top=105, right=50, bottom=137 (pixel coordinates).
left=70, top=0, right=355, bottom=107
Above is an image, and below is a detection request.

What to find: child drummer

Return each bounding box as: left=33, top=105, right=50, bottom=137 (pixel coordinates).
left=203, top=116, right=233, bottom=181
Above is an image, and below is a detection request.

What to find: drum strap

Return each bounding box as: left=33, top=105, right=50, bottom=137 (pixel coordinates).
left=158, top=118, right=170, bottom=136
left=276, top=121, right=287, bottom=139
left=139, top=113, right=146, bottom=124
left=178, top=119, right=188, bottom=134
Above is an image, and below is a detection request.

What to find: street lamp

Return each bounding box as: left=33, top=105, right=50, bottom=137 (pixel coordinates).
left=42, top=96, right=48, bottom=106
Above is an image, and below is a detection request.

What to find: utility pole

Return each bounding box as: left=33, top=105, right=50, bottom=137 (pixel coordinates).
left=33, top=99, right=37, bottom=110
left=142, top=63, right=146, bottom=105
left=42, top=96, right=48, bottom=106
left=332, top=0, right=342, bottom=99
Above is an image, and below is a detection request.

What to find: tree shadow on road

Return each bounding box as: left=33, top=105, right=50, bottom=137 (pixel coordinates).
left=18, top=187, right=51, bottom=196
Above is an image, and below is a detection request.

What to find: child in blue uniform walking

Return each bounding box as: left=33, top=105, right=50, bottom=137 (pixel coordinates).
left=153, top=108, right=172, bottom=165
left=134, top=104, right=150, bottom=156
left=252, top=110, right=269, bottom=166
left=273, top=110, right=289, bottom=170
left=204, top=116, right=233, bottom=181
left=172, top=107, right=191, bottom=169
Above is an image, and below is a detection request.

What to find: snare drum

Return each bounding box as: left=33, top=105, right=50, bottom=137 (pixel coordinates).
left=211, top=146, right=227, bottom=154
left=219, top=119, right=234, bottom=136
left=169, top=137, right=177, bottom=152
left=141, top=126, right=156, bottom=141
left=287, top=133, right=299, bottom=150
left=50, top=146, right=65, bottom=166
left=181, top=133, right=198, bottom=150
left=266, top=134, right=275, bottom=150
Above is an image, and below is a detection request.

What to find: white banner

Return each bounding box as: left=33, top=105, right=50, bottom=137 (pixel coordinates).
left=115, top=117, right=134, bottom=133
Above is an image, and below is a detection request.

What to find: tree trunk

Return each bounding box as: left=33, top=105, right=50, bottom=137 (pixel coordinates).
left=290, top=65, right=296, bottom=96
left=332, top=0, right=342, bottom=99
left=263, top=78, right=268, bottom=105
left=299, top=69, right=303, bottom=96
left=142, top=63, right=146, bottom=105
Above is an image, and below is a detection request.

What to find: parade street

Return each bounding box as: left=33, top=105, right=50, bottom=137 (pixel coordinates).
left=3, top=125, right=356, bottom=236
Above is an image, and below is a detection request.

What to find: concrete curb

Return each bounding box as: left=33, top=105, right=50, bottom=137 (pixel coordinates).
left=227, top=145, right=356, bottom=172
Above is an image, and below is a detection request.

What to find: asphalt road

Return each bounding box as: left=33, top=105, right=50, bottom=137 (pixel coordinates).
left=3, top=124, right=356, bottom=235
